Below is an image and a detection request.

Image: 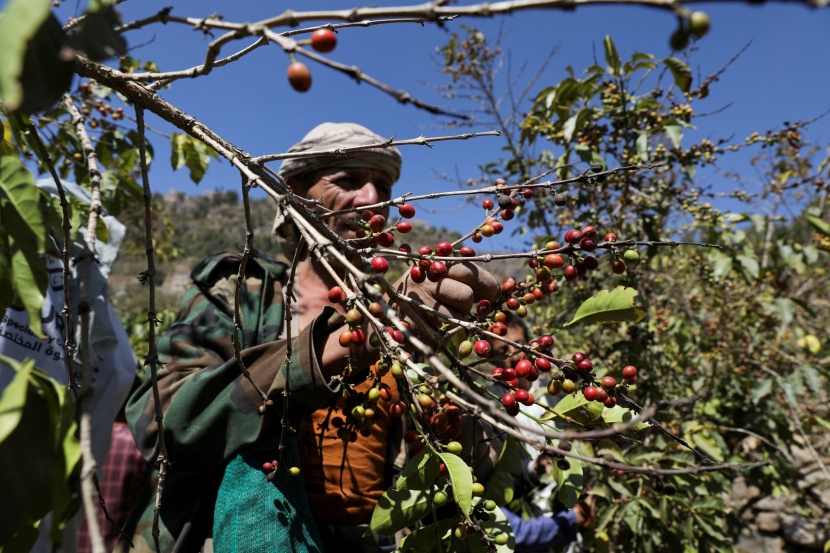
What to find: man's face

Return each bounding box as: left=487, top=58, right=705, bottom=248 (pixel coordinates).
left=491, top=323, right=527, bottom=369
left=297, top=167, right=394, bottom=240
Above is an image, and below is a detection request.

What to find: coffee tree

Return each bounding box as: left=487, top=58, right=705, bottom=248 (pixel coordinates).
left=1, top=1, right=828, bottom=553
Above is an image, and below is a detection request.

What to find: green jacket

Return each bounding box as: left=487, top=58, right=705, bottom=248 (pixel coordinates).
left=120, top=252, right=342, bottom=552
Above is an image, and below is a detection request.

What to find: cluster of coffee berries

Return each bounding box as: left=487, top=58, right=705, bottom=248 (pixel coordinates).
left=494, top=335, right=555, bottom=416
left=332, top=374, right=395, bottom=443
left=287, top=29, right=338, bottom=92
left=499, top=272, right=559, bottom=319
left=473, top=178, right=534, bottom=242
left=262, top=459, right=301, bottom=480
left=545, top=351, right=640, bottom=409
left=73, top=82, right=126, bottom=131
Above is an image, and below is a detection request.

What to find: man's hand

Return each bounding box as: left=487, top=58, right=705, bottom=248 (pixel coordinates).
left=393, top=261, right=500, bottom=324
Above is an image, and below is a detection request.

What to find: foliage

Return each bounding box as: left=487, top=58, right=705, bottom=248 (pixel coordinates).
left=439, top=28, right=830, bottom=551
left=0, top=4, right=829, bottom=553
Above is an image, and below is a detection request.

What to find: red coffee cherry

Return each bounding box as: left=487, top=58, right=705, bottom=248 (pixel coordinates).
left=435, top=242, right=453, bottom=257
left=371, top=256, right=389, bottom=273
left=377, top=232, right=395, bottom=247
left=459, top=246, right=476, bottom=257
left=501, top=392, right=516, bottom=408
left=535, top=357, right=551, bottom=372
left=396, top=222, right=412, bottom=234
left=482, top=198, right=494, bottom=210
left=398, top=203, right=416, bottom=218
left=583, top=386, right=598, bottom=401
left=563, top=265, right=578, bottom=281
left=515, top=359, right=533, bottom=378
left=369, top=214, right=387, bottom=233
left=409, top=265, right=426, bottom=283
left=474, top=339, right=491, bottom=358
left=622, top=365, right=638, bottom=379
left=328, top=286, right=346, bottom=303
left=310, top=28, right=337, bottom=53
left=287, top=62, right=312, bottom=92
left=427, top=260, right=448, bottom=281
left=600, top=376, right=617, bottom=389
left=577, top=359, right=594, bottom=372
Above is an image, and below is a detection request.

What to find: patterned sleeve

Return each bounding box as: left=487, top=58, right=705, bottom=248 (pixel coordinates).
left=126, top=252, right=342, bottom=473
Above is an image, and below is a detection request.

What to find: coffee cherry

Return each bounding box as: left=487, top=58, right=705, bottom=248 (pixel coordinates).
left=371, top=256, right=389, bottom=273
left=553, top=193, right=568, bottom=206
left=577, top=359, right=593, bottom=372
left=338, top=330, right=352, bottom=347
left=583, top=386, right=598, bottom=401
left=427, top=260, right=448, bottom=281
left=600, top=376, right=617, bottom=389
left=595, top=388, right=608, bottom=402
left=514, top=389, right=531, bottom=405
left=501, top=367, right=516, bottom=381
left=689, top=11, right=711, bottom=38
left=516, top=305, right=528, bottom=318
left=563, top=265, right=578, bottom=281
left=389, top=401, right=405, bottom=417
left=581, top=225, right=597, bottom=238
left=535, top=357, right=552, bottom=372
left=288, top=466, right=302, bottom=476
left=482, top=198, right=494, bottom=210
left=398, top=203, right=416, bottom=218
left=501, top=208, right=514, bottom=221
left=547, top=379, right=562, bottom=395
left=395, top=221, right=412, bottom=234
left=418, top=245, right=433, bottom=256
left=471, top=482, right=485, bottom=496
left=561, top=378, right=576, bottom=393
left=345, top=308, right=363, bottom=326
left=670, top=28, right=690, bottom=51
left=459, top=246, right=476, bottom=257
left=350, top=328, right=366, bottom=346
left=572, top=352, right=585, bottom=363
left=376, top=232, right=395, bottom=247
left=580, top=237, right=597, bottom=252
left=491, top=222, right=504, bottom=234
left=328, top=286, right=346, bottom=303
left=604, top=396, right=617, bottom=408
left=622, top=365, right=638, bottom=379
left=409, top=265, right=426, bottom=283
left=446, top=441, right=463, bottom=455
left=435, top=241, right=453, bottom=257
left=492, top=367, right=503, bottom=381
left=484, top=499, right=497, bottom=511
left=502, top=277, right=517, bottom=295
left=476, top=299, right=492, bottom=317
left=626, top=375, right=638, bottom=385
left=433, top=490, right=448, bottom=506
left=369, top=214, right=386, bottom=233
left=493, top=534, right=509, bottom=546
left=310, top=28, right=337, bottom=52
left=604, top=232, right=617, bottom=242
left=474, top=340, right=491, bottom=358
left=480, top=224, right=495, bottom=237
left=458, top=340, right=473, bottom=358
left=564, top=230, right=583, bottom=244
left=543, top=254, right=565, bottom=269
left=624, top=249, right=640, bottom=263
left=612, top=259, right=627, bottom=274
left=287, top=62, right=312, bottom=92
left=538, top=335, right=554, bottom=348
left=390, top=362, right=404, bottom=378
left=515, top=359, right=533, bottom=378
left=501, top=392, right=516, bottom=408
left=361, top=210, right=375, bottom=221
left=583, top=256, right=599, bottom=271
left=399, top=243, right=412, bottom=254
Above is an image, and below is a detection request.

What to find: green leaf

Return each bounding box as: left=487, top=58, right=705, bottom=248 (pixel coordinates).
left=664, top=124, right=683, bottom=148
left=483, top=436, right=524, bottom=506
left=552, top=456, right=583, bottom=507
left=751, top=377, right=773, bottom=404
left=806, top=215, right=830, bottom=236
left=170, top=133, right=217, bottom=184
left=664, top=57, right=692, bottom=92
left=67, top=5, right=127, bottom=61
left=399, top=520, right=452, bottom=553
left=395, top=448, right=440, bottom=491
left=620, top=500, right=642, bottom=533
left=565, top=286, right=644, bottom=327
left=438, top=452, right=473, bottom=515
left=602, top=405, right=650, bottom=431
left=0, top=0, right=51, bottom=111
left=603, top=36, right=621, bottom=76
left=0, top=156, right=48, bottom=336
left=736, top=254, right=759, bottom=280
left=636, top=132, right=649, bottom=161
left=550, top=392, right=605, bottom=425
left=0, top=355, right=34, bottom=442
left=369, top=488, right=433, bottom=536
left=596, top=502, right=619, bottom=532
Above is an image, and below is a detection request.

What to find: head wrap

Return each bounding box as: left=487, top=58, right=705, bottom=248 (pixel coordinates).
left=277, top=122, right=402, bottom=183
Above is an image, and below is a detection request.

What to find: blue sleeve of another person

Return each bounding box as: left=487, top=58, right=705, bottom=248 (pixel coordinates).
left=501, top=507, right=578, bottom=552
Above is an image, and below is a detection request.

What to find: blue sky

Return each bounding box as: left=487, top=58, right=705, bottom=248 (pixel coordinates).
left=50, top=0, right=830, bottom=250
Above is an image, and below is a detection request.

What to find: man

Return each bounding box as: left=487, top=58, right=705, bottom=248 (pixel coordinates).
left=121, top=122, right=499, bottom=552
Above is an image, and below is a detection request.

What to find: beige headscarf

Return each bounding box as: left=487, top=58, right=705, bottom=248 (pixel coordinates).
left=277, top=122, right=402, bottom=182
left=273, top=122, right=402, bottom=260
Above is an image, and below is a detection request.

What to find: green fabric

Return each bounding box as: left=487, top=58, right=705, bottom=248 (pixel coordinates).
left=214, top=437, right=323, bottom=553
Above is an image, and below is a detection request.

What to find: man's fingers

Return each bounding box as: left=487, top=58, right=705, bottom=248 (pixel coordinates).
left=444, top=262, right=500, bottom=302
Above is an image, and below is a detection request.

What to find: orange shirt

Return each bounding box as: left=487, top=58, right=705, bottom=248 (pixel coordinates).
left=299, top=370, right=400, bottom=526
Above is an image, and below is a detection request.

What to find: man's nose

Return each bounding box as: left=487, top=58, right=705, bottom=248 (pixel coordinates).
left=352, top=181, right=380, bottom=209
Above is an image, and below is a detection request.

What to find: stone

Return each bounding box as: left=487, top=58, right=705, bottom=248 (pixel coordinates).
left=755, top=496, right=788, bottom=512
left=736, top=528, right=785, bottom=553
left=755, top=511, right=781, bottom=532
left=781, top=513, right=825, bottom=548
